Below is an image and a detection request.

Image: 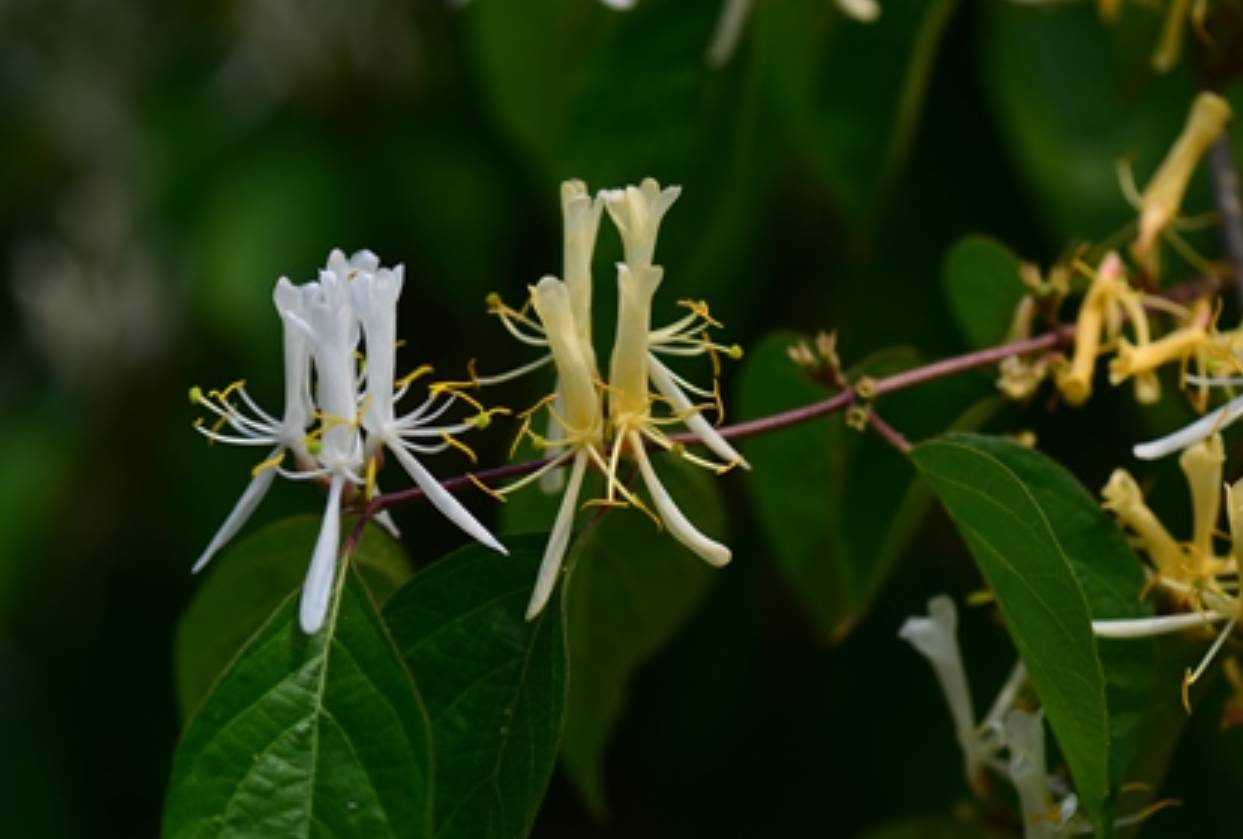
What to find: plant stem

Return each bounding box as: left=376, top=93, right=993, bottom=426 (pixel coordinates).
left=1208, top=129, right=1243, bottom=306
left=343, top=321, right=1077, bottom=555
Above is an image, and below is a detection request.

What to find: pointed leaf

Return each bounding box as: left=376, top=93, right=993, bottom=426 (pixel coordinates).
left=175, top=515, right=411, bottom=719
left=384, top=536, right=567, bottom=839
left=912, top=433, right=1154, bottom=830
left=164, top=567, right=433, bottom=839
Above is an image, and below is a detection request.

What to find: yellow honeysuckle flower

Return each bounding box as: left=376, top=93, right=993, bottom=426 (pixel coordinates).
left=1055, top=253, right=1134, bottom=406
left=1098, top=433, right=1241, bottom=707
left=1129, top=92, right=1232, bottom=276
left=477, top=178, right=745, bottom=619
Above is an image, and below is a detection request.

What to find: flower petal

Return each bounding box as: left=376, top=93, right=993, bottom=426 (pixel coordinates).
left=526, top=451, right=589, bottom=620
left=299, top=474, right=345, bottom=634
left=192, top=459, right=279, bottom=574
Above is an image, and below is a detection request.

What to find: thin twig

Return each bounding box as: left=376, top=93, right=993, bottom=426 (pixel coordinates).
left=343, top=275, right=1220, bottom=554
left=1208, top=129, right=1243, bottom=305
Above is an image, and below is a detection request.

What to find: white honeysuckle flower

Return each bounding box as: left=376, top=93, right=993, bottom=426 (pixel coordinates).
left=898, top=595, right=987, bottom=792
left=190, top=277, right=316, bottom=573
left=1004, top=709, right=1080, bottom=839
left=295, top=263, right=368, bottom=633
left=479, top=178, right=744, bottom=618
left=194, top=247, right=504, bottom=634
left=350, top=263, right=506, bottom=557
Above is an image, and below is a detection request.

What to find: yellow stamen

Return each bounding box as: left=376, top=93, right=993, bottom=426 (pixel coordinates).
left=395, top=364, right=435, bottom=390
left=365, top=455, right=378, bottom=501
left=441, top=433, right=478, bottom=464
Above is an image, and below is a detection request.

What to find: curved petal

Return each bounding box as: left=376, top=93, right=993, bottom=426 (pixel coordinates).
left=526, top=451, right=589, bottom=620
left=632, top=434, right=730, bottom=567
left=388, top=439, right=507, bottom=555
left=192, top=457, right=279, bottom=574
left=299, top=474, right=345, bottom=634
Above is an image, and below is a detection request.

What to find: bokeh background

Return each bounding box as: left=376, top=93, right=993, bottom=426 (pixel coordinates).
left=4, top=0, right=1243, bottom=836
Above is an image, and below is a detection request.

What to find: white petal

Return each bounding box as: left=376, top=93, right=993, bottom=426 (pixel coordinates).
left=192, top=460, right=278, bottom=574
left=632, top=435, right=731, bottom=566
left=648, top=354, right=749, bottom=469
left=898, top=595, right=980, bottom=788
left=388, top=440, right=507, bottom=555
left=1133, top=392, right=1243, bottom=460
left=526, top=451, right=589, bottom=620
left=1092, top=611, right=1231, bottom=638
left=1003, top=709, right=1055, bottom=834
left=299, top=474, right=345, bottom=634
left=374, top=507, right=402, bottom=539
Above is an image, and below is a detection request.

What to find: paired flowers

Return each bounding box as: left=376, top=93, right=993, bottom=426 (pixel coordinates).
left=193, top=178, right=741, bottom=631
left=478, top=178, right=745, bottom=619
left=192, top=249, right=505, bottom=633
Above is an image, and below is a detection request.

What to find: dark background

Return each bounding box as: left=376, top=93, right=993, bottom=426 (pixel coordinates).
left=3, top=0, right=1243, bottom=835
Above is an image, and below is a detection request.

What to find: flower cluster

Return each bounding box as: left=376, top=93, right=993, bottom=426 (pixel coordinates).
left=900, top=596, right=1085, bottom=838
left=192, top=249, right=505, bottom=632
left=901, top=596, right=1174, bottom=837
left=1097, top=431, right=1241, bottom=707
left=994, top=93, right=1234, bottom=409
left=477, top=178, right=746, bottom=619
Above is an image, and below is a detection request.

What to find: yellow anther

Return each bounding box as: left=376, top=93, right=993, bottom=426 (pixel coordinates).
left=485, top=291, right=502, bottom=309
left=1182, top=668, right=1195, bottom=714
left=189, top=386, right=204, bottom=405
left=441, top=433, right=479, bottom=464
left=965, top=589, right=996, bottom=607
left=365, top=455, right=378, bottom=501
left=854, top=377, right=877, bottom=400
left=727, top=344, right=743, bottom=360
left=676, top=299, right=723, bottom=328
left=396, top=364, right=435, bottom=390
left=251, top=451, right=286, bottom=478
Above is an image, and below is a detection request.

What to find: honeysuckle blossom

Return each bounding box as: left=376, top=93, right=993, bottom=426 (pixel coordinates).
left=1004, top=709, right=1081, bottom=839
left=1098, top=433, right=1241, bottom=706
left=192, top=248, right=504, bottom=633
left=899, top=596, right=1091, bottom=836
left=190, top=278, right=317, bottom=573
left=1125, top=92, right=1232, bottom=276
left=478, top=178, right=745, bottom=619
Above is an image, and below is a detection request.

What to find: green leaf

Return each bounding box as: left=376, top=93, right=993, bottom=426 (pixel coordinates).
left=737, top=333, right=995, bottom=640
left=175, top=515, right=412, bottom=720
left=942, top=234, right=1026, bottom=349
left=163, top=568, right=433, bottom=839
left=911, top=433, right=1153, bottom=830
left=383, top=536, right=567, bottom=839
left=561, top=455, right=725, bottom=816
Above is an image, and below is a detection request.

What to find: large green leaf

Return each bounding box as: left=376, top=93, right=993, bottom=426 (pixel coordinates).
left=175, top=515, right=412, bottom=719
left=561, top=455, right=725, bottom=816
left=738, top=333, right=993, bottom=640
left=163, top=568, right=433, bottom=839
left=384, top=536, right=567, bottom=839
left=911, top=433, right=1153, bottom=831
left=942, top=234, right=1026, bottom=349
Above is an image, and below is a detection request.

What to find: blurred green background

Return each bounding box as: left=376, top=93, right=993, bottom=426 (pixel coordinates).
left=4, top=0, right=1243, bottom=835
